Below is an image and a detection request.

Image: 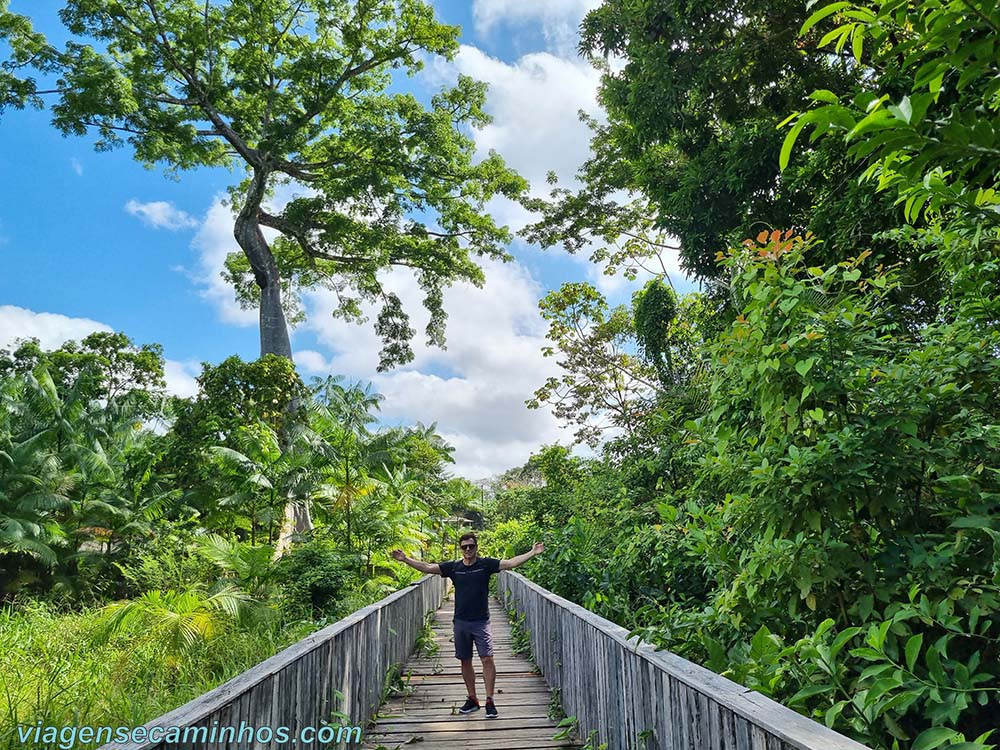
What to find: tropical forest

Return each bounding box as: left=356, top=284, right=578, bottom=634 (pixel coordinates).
left=0, top=1, right=997, bottom=750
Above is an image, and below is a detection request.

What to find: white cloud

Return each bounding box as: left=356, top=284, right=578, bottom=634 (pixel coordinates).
left=184, top=185, right=313, bottom=327
left=185, top=197, right=259, bottom=327
left=0, top=305, right=199, bottom=399
left=300, top=258, right=570, bottom=478
left=454, top=46, right=603, bottom=195
left=0, top=305, right=113, bottom=350
left=418, top=45, right=607, bottom=237
left=70, top=158, right=84, bottom=176
left=125, top=199, right=199, bottom=231
left=294, top=349, right=331, bottom=374
left=442, top=46, right=696, bottom=299
left=473, top=0, right=602, bottom=56
left=162, top=359, right=200, bottom=399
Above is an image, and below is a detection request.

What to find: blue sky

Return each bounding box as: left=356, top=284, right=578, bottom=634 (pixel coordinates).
left=1, top=0, right=695, bottom=477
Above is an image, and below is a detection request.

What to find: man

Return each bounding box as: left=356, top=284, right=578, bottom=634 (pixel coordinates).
left=391, top=533, right=544, bottom=718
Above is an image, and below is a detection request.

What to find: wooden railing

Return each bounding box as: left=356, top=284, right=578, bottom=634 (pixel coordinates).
left=103, top=574, right=448, bottom=750
left=498, top=571, right=872, bottom=750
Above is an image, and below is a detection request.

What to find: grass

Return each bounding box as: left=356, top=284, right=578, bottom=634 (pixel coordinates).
left=0, top=600, right=314, bottom=750
left=505, top=605, right=533, bottom=658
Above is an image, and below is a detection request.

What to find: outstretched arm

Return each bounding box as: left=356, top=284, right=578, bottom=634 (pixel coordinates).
left=390, top=549, right=441, bottom=575
left=499, top=542, right=545, bottom=571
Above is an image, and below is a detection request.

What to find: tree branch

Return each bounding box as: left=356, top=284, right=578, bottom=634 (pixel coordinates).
left=141, top=0, right=261, bottom=168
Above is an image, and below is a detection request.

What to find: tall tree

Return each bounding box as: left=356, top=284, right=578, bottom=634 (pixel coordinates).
left=0, top=332, right=165, bottom=404
left=524, top=0, right=909, bottom=281
left=4, top=0, right=525, bottom=365
left=527, top=281, right=657, bottom=447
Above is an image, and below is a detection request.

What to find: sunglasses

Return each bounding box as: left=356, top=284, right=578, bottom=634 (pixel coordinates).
left=460, top=543, right=477, bottom=551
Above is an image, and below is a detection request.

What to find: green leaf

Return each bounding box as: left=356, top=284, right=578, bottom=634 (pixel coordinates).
left=780, top=116, right=808, bottom=171
left=847, top=107, right=894, bottom=139
left=911, top=727, right=959, bottom=750
left=851, top=647, right=885, bottom=661
left=887, top=96, right=913, bottom=124
left=830, top=627, right=862, bottom=659
left=801, top=2, right=851, bottom=34
left=926, top=646, right=947, bottom=683
left=790, top=684, right=833, bottom=704
left=795, top=358, right=816, bottom=376
left=905, top=633, right=923, bottom=672
left=808, top=89, right=841, bottom=104
left=818, top=25, right=851, bottom=50
left=866, top=676, right=902, bottom=704
left=851, top=25, right=864, bottom=63
left=824, top=700, right=848, bottom=728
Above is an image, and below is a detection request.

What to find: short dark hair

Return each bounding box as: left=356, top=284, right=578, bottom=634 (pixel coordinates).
left=459, top=532, right=478, bottom=545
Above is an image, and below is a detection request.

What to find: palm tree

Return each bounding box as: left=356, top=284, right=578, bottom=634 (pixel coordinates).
left=97, top=586, right=251, bottom=663
left=196, top=533, right=274, bottom=599
left=307, top=378, right=386, bottom=557
left=0, top=372, right=74, bottom=584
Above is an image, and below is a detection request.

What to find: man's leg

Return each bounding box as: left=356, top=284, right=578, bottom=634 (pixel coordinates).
left=460, top=658, right=478, bottom=700
left=472, top=621, right=498, bottom=716
left=454, top=620, right=480, bottom=713
left=481, top=655, right=496, bottom=698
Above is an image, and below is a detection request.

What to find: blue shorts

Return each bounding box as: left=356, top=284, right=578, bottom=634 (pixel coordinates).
left=453, top=619, right=493, bottom=660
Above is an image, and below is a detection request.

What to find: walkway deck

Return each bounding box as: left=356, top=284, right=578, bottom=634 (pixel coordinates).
left=364, top=594, right=581, bottom=750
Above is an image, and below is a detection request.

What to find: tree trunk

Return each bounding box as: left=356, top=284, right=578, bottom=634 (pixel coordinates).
left=233, top=168, right=312, bottom=554
left=234, top=169, right=293, bottom=360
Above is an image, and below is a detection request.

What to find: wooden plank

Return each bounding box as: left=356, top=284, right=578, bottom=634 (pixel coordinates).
left=362, top=591, right=580, bottom=750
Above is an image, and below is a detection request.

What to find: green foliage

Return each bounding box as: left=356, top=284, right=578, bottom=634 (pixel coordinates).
left=0, top=1, right=56, bottom=115
left=507, top=607, right=532, bottom=658
left=413, top=612, right=440, bottom=659
left=480, top=518, right=539, bottom=560
left=506, top=229, right=1000, bottom=746
left=528, top=282, right=657, bottom=446
left=632, top=278, right=678, bottom=385
left=525, top=0, right=894, bottom=280
left=0, top=330, right=478, bottom=736
left=502, top=3, right=1000, bottom=745
left=271, top=535, right=356, bottom=621
left=0, top=331, right=165, bottom=405
left=97, top=586, right=253, bottom=662
left=782, top=0, right=1000, bottom=231
left=0, top=598, right=298, bottom=750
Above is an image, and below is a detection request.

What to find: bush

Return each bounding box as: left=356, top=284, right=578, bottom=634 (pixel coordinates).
left=272, top=536, right=356, bottom=621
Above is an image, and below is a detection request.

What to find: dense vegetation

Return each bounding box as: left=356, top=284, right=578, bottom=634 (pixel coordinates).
left=2, top=1, right=999, bottom=750
left=0, top=333, right=477, bottom=747
left=496, top=2, right=1000, bottom=749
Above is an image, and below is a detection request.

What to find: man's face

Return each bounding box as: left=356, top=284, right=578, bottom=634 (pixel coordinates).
left=460, top=539, right=477, bottom=560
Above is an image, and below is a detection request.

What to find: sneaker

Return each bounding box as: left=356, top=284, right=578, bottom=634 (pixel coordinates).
left=458, top=697, right=480, bottom=714
left=485, top=699, right=498, bottom=718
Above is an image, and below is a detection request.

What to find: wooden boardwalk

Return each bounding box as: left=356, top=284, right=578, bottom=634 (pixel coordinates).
left=364, top=595, right=581, bottom=750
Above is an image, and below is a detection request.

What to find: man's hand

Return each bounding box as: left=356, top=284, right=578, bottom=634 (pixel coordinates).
left=500, top=542, right=545, bottom=571
left=390, top=550, right=441, bottom=575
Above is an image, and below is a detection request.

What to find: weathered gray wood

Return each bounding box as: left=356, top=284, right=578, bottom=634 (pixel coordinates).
left=363, top=597, right=580, bottom=750
left=100, top=575, right=447, bottom=750
left=497, top=571, right=873, bottom=750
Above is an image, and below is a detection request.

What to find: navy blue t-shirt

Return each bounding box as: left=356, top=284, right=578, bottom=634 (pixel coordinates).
left=439, top=556, right=501, bottom=621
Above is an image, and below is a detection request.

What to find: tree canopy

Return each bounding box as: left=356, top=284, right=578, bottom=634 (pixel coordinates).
left=2, top=0, right=526, bottom=366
